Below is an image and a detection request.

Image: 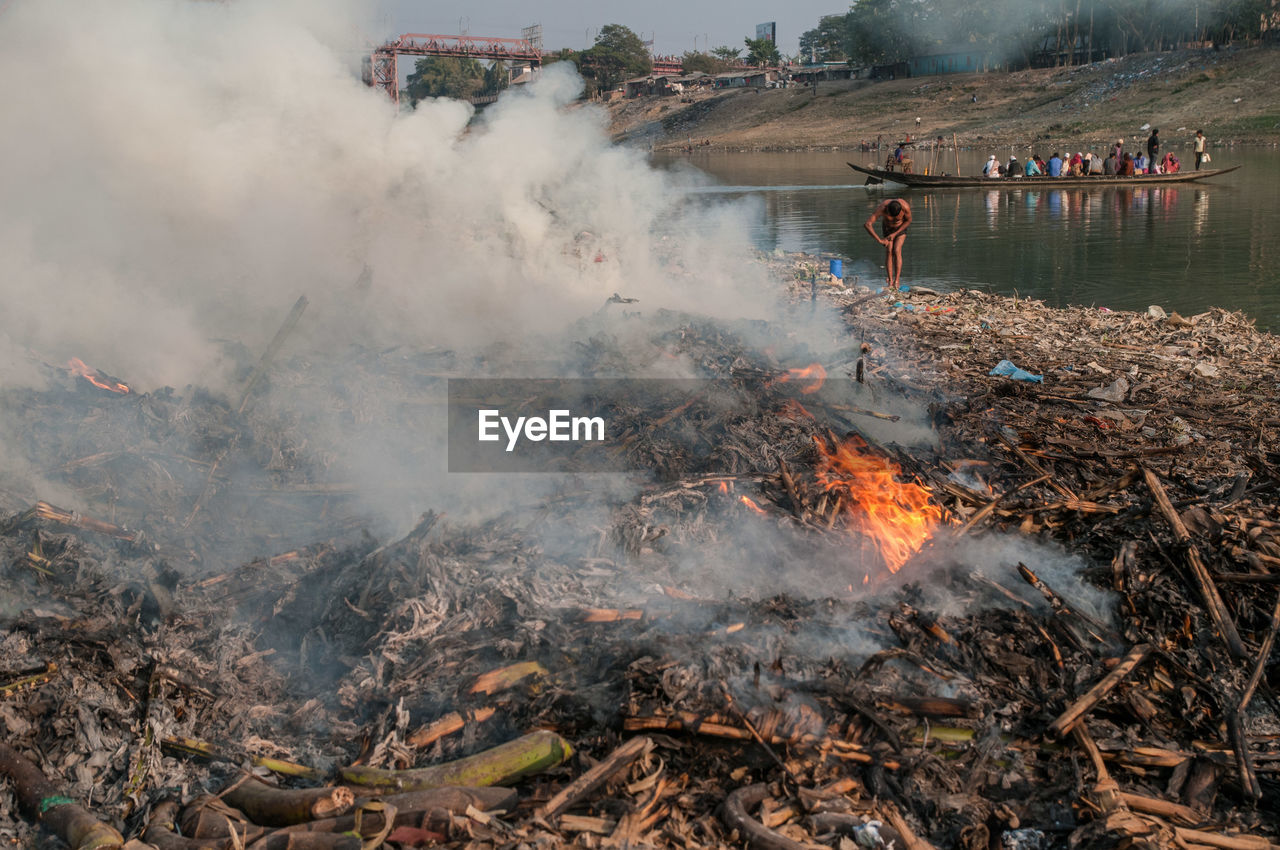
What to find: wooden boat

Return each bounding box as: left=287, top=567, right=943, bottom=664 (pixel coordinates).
left=847, top=161, right=1240, bottom=189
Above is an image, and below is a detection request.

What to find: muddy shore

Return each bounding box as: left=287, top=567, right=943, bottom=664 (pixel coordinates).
left=609, top=45, right=1280, bottom=153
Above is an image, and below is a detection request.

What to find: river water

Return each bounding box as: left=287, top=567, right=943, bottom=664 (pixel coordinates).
left=659, top=149, right=1280, bottom=330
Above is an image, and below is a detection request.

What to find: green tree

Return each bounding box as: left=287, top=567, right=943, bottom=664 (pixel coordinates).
left=405, top=57, right=484, bottom=103
left=711, top=45, right=742, bottom=62
left=681, top=51, right=721, bottom=73
left=482, top=61, right=510, bottom=96
left=579, top=24, right=652, bottom=94
left=799, top=15, right=848, bottom=63
left=744, top=37, right=782, bottom=66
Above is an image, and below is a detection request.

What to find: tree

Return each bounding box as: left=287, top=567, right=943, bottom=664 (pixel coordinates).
left=579, top=24, right=652, bottom=94
left=681, top=51, right=721, bottom=73
left=482, top=61, right=510, bottom=96
left=711, top=45, right=742, bottom=62
left=744, top=37, right=782, bottom=66
left=799, top=15, right=848, bottom=63
left=405, top=57, right=484, bottom=103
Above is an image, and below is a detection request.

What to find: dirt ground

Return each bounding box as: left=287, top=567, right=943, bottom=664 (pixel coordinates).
left=607, top=44, right=1280, bottom=153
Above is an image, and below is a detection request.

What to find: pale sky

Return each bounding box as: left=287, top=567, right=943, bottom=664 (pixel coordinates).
left=375, top=0, right=847, bottom=57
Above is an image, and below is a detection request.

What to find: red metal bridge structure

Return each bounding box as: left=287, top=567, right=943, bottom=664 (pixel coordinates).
left=364, top=33, right=542, bottom=106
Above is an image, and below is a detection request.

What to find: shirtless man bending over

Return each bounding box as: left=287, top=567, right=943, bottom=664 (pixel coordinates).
left=864, top=198, right=912, bottom=291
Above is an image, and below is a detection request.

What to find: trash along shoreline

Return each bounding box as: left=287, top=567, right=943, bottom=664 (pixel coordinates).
left=2, top=261, right=1280, bottom=849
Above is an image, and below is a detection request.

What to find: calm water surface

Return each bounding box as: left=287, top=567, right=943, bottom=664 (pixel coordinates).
left=659, top=149, right=1280, bottom=329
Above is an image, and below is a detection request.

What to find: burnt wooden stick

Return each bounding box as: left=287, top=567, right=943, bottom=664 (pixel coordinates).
left=179, top=794, right=267, bottom=841
left=0, top=743, right=124, bottom=850
left=1113, top=791, right=1200, bottom=826
left=957, top=473, right=1051, bottom=535
left=244, top=832, right=363, bottom=849
left=776, top=457, right=803, bottom=517
left=1142, top=467, right=1248, bottom=659
left=1239, top=589, right=1280, bottom=714
left=219, top=776, right=354, bottom=827
left=1017, top=562, right=1115, bottom=643
left=541, top=736, right=653, bottom=820
left=1071, top=725, right=1121, bottom=813
left=1171, top=827, right=1276, bottom=850
left=1048, top=644, right=1152, bottom=737
left=722, top=784, right=808, bottom=850
left=721, top=686, right=801, bottom=787
left=1227, top=589, right=1280, bottom=803
left=883, top=695, right=976, bottom=718
left=236, top=294, right=309, bottom=414
left=879, top=800, right=938, bottom=850
left=1226, top=710, right=1261, bottom=801
left=145, top=800, right=241, bottom=850
left=1216, top=573, right=1280, bottom=585
left=407, top=708, right=497, bottom=749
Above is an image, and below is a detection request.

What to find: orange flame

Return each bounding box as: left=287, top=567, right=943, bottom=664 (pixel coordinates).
left=717, top=481, right=732, bottom=494
left=814, top=435, right=941, bottom=573
left=739, top=495, right=768, bottom=515
left=67, top=358, right=130, bottom=394
left=775, top=363, right=827, bottom=394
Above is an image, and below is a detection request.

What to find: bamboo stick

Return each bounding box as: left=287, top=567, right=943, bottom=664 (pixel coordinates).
left=145, top=800, right=246, bottom=850
left=340, top=730, right=572, bottom=793
left=0, top=743, right=124, bottom=850
left=237, top=294, right=309, bottom=414
left=468, top=661, right=546, bottom=695
left=220, top=776, right=354, bottom=827
left=408, top=707, right=496, bottom=749
left=1048, top=644, right=1152, bottom=737
left=541, top=737, right=653, bottom=820
left=1142, top=467, right=1247, bottom=659
left=160, top=735, right=324, bottom=780
left=1114, top=791, right=1200, bottom=826
left=722, top=784, right=808, bottom=850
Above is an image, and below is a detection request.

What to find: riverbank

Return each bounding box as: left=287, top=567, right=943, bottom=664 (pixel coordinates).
left=609, top=44, right=1280, bottom=153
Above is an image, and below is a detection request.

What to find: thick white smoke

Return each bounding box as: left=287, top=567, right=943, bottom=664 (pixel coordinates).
left=0, top=0, right=771, bottom=393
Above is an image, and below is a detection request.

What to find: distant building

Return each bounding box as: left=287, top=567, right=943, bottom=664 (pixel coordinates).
left=755, top=22, right=776, bottom=43
left=715, top=69, right=780, bottom=88
left=908, top=48, right=992, bottom=76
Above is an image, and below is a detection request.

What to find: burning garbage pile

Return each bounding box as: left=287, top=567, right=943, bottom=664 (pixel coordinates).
left=2, top=297, right=1279, bottom=850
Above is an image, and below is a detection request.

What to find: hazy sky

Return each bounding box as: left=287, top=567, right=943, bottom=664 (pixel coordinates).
left=376, top=0, right=846, bottom=57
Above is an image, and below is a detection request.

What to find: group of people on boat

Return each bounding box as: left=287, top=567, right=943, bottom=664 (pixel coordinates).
left=976, top=129, right=1211, bottom=179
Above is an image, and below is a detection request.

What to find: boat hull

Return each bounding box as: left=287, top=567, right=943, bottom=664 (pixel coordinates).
left=847, top=161, right=1240, bottom=189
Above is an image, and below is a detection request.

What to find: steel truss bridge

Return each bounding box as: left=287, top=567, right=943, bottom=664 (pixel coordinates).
left=364, top=33, right=542, bottom=107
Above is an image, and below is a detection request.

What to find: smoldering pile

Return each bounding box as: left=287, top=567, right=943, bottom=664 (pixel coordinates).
left=2, top=287, right=1279, bottom=850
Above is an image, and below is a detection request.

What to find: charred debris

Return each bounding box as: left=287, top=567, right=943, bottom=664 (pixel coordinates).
left=2, top=267, right=1280, bottom=850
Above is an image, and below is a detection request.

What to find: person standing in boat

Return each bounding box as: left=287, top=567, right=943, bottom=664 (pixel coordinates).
left=1193, top=130, right=1207, bottom=170
left=864, top=198, right=912, bottom=292
left=1147, top=129, right=1160, bottom=170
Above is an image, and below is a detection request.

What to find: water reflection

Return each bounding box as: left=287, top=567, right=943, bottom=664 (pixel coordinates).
left=662, top=149, right=1277, bottom=327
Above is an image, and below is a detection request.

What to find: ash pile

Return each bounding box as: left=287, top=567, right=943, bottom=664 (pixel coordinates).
left=1, top=297, right=1279, bottom=850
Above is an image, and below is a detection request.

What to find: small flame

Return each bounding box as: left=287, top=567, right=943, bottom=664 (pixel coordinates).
left=775, top=363, right=827, bottom=394
left=778, top=399, right=814, bottom=421
left=67, top=358, right=130, bottom=394
left=739, top=495, right=768, bottom=515
left=814, top=435, right=942, bottom=573
left=717, top=481, right=731, bottom=494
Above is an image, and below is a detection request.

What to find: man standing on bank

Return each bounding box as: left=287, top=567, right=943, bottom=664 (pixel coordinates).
left=864, top=198, right=913, bottom=291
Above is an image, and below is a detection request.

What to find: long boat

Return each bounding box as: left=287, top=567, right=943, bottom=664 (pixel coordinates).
left=847, top=161, right=1240, bottom=189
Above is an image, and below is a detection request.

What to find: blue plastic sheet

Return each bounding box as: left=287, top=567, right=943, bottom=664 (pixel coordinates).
left=989, top=359, right=1044, bottom=383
